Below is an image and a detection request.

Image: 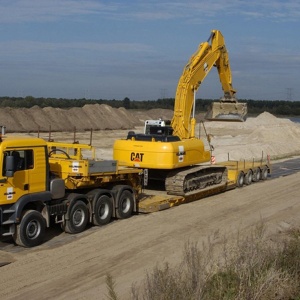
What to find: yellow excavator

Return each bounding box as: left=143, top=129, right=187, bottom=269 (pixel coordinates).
left=113, top=30, right=245, bottom=196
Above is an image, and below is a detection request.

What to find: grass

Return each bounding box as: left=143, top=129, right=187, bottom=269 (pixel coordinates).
left=105, top=273, right=119, bottom=300
left=106, top=223, right=300, bottom=300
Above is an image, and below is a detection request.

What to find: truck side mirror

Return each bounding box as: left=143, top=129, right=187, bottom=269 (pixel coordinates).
left=5, top=155, right=15, bottom=177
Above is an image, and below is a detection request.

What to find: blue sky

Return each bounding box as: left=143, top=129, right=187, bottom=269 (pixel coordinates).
left=0, top=0, right=299, bottom=101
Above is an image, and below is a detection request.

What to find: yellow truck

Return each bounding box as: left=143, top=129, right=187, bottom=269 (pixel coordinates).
left=0, top=129, right=142, bottom=247
left=0, top=125, right=270, bottom=248
left=0, top=31, right=269, bottom=248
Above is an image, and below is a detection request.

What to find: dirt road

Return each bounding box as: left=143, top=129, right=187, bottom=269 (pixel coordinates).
left=1, top=172, right=300, bottom=300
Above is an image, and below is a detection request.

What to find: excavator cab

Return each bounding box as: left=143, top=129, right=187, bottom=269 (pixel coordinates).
left=205, top=96, right=247, bottom=122
left=144, top=119, right=173, bottom=135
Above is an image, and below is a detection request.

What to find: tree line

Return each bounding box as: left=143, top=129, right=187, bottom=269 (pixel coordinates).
left=0, top=96, right=299, bottom=116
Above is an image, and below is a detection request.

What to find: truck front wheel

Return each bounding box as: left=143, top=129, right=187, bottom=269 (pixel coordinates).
left=93, top=195, right=113, bottom=226
left=116, top=190, right=134, bottom=219
left=64, top=200, right=89, bottom=234
left=14, top=210, right=46, bottom=247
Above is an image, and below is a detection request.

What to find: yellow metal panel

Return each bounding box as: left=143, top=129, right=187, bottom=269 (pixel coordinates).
left=113, top=138, right=211, bottom=169
left=28, top=146, right=47, bottom=193
left=138, top=195, right=185, bottom=213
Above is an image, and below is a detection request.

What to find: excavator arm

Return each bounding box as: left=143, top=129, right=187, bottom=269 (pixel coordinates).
left=171, top=30, right=246, bottom=139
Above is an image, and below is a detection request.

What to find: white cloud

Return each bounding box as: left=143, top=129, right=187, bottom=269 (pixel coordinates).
left=0, top=40, right=154, bottom=55
left=1, top=0, right=300, bottom=24
left=0, top=0, right=117, bottom=23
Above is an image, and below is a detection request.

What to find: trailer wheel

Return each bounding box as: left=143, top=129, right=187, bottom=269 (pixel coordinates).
left=261, top=166, right=268, bottom=180
left=93, top=195, right=113, bottom=226
left=64, top=200, right=89, bottom=234
left=253, top=168, right=261, bottom=182
left=244, top=170, right=253, bottom=185
left=116, top=190, right=134, bottom=219
left=13, top=210, right=46, bottom=248
left=236, top=171, right=244, bottom=187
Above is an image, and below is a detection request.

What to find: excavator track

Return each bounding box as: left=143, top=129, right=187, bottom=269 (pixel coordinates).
left=165, top=165, right=228, bottom=197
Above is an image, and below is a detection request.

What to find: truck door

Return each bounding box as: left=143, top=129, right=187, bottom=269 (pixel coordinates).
left=0, top=149, right=46, bottom=206
left=26, top=147, right=47, bottom=193
left=0, top=150, right=30, bottom=206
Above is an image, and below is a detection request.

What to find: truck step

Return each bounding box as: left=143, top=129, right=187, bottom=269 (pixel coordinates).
left=2, top=220, right=14, bottom=225
left=1, top=231, right=13, bottom=236
left=3, top=209, right=15, bottom=214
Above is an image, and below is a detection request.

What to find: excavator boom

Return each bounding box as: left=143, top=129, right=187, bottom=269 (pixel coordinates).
left=172, top=30, right=246, bottom=137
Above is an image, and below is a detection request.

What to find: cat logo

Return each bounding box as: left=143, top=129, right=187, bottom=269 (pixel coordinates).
left=131, top=152, right=144, bottom=162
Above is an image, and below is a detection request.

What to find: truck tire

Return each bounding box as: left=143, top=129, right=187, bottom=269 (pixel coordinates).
left=116, top=190, right=134, bottom=219
left=244, top=170, right=253, bottom=185
left=93, top=195, right=113, bottom=226
left=253, top=168, right=261, bottom=182
left=13, top=210, right=46, bottom=248
left=64, top=200, right=89, bottom=234
left=261, top=166, right=268, bottom=180
left=236, top=171, right=244, bottom=187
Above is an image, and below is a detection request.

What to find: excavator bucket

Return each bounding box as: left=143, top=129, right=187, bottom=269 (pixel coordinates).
left=205, top=98, right=247, bottom=122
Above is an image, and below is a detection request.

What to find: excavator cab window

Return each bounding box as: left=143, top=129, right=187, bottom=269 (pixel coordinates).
left=148, top=126, right=173, bottom=136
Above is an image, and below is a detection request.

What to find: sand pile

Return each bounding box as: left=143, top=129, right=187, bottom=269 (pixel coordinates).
left=133, top=108, right=174, bottom=123
left=204, top=112, right=300, bottom=162
left=86, top=111, right=300, bottom=163
left=0, top=105, right=172, bottom=132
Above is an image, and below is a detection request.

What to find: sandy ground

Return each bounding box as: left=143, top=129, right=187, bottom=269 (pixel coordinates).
left=1, top=173, right=300, bottom=300
left=1, top=113, right=300, bottom=299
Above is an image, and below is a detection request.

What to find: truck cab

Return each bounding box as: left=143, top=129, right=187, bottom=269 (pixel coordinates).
left=0, top=137, right=49, bottom=202
left=0, top=135, right=54, bottom=245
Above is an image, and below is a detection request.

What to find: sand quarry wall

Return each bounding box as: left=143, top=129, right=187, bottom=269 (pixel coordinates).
left=0, top=104, right=174, bottom=133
